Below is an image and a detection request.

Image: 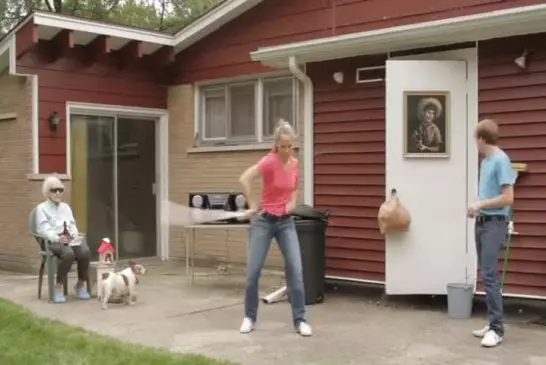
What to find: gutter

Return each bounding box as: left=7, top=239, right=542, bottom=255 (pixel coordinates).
left=251, top=3, right=546, bottom=67
left=288, top=56, right=314, bottom=206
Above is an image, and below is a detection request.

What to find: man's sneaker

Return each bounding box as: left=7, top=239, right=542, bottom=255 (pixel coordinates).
left=239, top=317, right=254, bottom=334
left=297, top=321, right=312, bottom=337
left=481, top=330, right=503, bottom=348
left=472, top=325, right=489, bottom=338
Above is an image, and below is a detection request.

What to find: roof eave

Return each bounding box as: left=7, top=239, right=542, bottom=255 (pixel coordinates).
left=250, top=3, right=546, bottom=68
left=33, top=11, right=174, bottom=46
left=0, top=0, right=265, bottom=59
left=172, top=0, right=264, bottom=51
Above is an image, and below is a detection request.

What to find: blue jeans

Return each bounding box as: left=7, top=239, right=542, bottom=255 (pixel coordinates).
left=475, top=219, right=508, bottom=336
left=244, top=213, right=307, bottom=327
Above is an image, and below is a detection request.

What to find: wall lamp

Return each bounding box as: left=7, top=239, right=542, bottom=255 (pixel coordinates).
left=514, top=49, right=528, bottom=70
left=48, top=111, right=60, bottom=132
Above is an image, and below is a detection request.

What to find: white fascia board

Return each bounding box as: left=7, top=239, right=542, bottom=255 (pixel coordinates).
left=250, top=3, right=546, bottom=67
left=173, top=0, right=264, bottom=51
left=33, top=11, right=174, bottom=46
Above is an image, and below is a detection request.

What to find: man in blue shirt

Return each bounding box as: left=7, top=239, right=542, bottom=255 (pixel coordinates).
left=467, top=119, right=514, bottom=348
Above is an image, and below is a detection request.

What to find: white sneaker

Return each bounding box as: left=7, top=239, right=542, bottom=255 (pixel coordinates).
left=239, top=317, right=254, bottom=334
left=297, top=321, right=312, bottom=337
left=472, top=325, right=490, bottom=338
left=481, top=330, right=503, bottom=348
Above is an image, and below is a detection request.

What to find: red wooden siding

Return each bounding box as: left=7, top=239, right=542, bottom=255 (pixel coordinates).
left=16, top=43, right=167, bottom=173
left=332, top=0, right=545, bottom=36
left=174, top=0, right=332, bottom=83
left=478, top=33, right=546, bottom=297
left=174, top=0, right=544, bottom=84
left=308, top=56, right=386, bottom=282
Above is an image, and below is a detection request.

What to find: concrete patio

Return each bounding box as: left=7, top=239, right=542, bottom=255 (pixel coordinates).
left=1, top=259, right=546, bottom=365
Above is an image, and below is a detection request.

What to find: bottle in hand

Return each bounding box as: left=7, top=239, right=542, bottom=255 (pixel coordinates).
left=61, top=221, right=70, bottom=243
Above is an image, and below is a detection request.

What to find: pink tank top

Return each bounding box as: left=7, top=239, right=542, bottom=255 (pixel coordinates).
left=257, top=152, right=298, bottom=216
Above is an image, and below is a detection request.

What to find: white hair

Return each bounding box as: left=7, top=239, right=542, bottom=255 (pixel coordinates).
left=273, top=118, right=295, bottom=146
left=42, top=175, right=64, bottom=197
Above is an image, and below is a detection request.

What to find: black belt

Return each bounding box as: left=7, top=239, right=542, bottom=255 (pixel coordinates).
left=476, top=215, right=508, bottom=224
left=261, top=211, right=291, bottom=220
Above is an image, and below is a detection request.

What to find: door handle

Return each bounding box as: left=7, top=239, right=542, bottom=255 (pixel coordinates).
left=152, top=183, right=156, bottom=195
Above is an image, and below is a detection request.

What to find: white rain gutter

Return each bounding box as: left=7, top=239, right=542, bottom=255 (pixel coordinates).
left=251, top=3, right=546, bottom=67
left=288, top=56, right=313, bottom=206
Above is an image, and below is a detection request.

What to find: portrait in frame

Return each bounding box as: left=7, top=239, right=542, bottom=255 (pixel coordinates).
left=403, top=91, right=450, bottom=158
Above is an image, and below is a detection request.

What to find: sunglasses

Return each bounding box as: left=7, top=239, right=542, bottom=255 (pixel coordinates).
left=50, top=188, right=64, bottom=194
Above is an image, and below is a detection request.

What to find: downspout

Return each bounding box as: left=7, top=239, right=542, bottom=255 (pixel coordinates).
left=288, top=56, right=314, bottom=206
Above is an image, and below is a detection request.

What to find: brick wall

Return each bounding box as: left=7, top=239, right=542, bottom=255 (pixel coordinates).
left=167, top=83, right=306, bottom=269
left=0, top=72, right=42, bottom=272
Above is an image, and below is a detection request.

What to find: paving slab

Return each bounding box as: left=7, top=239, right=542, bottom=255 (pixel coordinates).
left=1, top=261, right=546, bottom=365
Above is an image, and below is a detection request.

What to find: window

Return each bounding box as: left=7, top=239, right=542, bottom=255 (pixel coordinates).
left=263, top=78, right=295, bottom=137
left=198, top=75, right=298, bottom=145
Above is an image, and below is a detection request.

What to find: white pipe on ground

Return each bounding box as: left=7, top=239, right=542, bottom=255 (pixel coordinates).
left=261, top=286, right=288, bottom=304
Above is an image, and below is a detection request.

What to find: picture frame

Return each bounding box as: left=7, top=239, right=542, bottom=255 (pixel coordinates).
left=403, top=91, right=450, bottom=159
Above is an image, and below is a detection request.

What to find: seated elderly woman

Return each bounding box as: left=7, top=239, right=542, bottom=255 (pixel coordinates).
left=35, top=175, right=91, bottom=303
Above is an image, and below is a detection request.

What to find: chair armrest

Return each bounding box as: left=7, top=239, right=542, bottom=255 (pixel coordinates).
left=31, top=233, right=54, bottom=253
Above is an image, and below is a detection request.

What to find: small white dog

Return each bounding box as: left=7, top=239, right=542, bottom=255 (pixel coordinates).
left=99, top=261, right=146, bottom=310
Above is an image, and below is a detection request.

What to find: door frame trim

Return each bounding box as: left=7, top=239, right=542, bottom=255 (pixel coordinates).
left=65, top=102, right=170, bottom=261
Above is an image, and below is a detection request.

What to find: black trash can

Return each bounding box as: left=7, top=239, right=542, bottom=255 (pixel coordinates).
left=291, top=204, right=329, bottom=305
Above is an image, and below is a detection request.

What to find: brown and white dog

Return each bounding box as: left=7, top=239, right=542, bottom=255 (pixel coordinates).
left=99, top=261, right=146, bottom=310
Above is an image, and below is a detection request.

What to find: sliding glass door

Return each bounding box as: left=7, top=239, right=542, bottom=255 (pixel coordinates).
left=116, top=117, right=157, bottom=259
left=70, top=114, right=157, bottom=260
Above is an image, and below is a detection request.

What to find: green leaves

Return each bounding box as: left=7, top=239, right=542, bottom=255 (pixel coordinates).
left=0, top=0, right=224, bottom=34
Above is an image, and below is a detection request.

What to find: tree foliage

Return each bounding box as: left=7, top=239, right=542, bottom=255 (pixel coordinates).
left=0, top=0, right=224, bottom=36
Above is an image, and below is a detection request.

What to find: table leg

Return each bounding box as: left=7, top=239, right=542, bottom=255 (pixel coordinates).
left=185, top=229, right=190, bottom=277
left=191, top=227, right=196, bottom=284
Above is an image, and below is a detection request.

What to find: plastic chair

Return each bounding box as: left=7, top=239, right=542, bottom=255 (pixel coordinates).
left=29, top=207, right=91, bottom=302
left=29, top=207, right=68, bottom=302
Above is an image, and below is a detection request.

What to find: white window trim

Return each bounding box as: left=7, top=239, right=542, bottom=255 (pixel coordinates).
left=194, top=71, right=299, bottom=148
left=65, top=102, right=170, bottom=261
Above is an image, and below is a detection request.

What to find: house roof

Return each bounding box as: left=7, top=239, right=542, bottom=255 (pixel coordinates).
left=0, top=0, right=265, bottom=58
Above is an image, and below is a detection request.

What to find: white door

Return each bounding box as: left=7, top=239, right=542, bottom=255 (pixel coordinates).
left=385, top=57, right=476, bottom=295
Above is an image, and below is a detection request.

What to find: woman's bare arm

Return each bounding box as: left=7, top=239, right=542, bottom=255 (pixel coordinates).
left=239, top=164, right=261, bottom=210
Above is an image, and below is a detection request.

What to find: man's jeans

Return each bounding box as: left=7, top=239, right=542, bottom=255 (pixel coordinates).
left=475, top=218, right=508, bottom=336
left=244, top=213, right=307, bottom=327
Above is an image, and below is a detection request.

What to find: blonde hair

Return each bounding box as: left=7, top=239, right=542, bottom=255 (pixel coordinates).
left=42, top=175, right=64, bottom=198
left=272, top=119, right=295, bottom=151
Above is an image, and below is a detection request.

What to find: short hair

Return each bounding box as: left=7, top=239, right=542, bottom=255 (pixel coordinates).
left=476, top=119, right=499, bottom=145
left=42, top=175, right=64, bottom=198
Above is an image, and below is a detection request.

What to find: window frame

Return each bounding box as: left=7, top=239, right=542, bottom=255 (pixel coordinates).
left=196, top=73, right=299, bottom=146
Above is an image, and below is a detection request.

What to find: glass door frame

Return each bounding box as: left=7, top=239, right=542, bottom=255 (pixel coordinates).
left=66, top=102, right=170, bottom=261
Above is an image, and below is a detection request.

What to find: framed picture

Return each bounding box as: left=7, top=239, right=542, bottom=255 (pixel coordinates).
left=403, top=91, right=450, bottom=158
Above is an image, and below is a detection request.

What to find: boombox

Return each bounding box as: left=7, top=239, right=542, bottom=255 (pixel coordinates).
left=189, top=192, right=249, bottom=224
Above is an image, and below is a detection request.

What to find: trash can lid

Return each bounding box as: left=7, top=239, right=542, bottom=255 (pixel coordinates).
left=291, top=204, right=329, bottom=221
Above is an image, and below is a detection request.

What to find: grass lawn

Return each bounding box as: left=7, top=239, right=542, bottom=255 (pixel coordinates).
left=0, top=299, right=235, bottom=365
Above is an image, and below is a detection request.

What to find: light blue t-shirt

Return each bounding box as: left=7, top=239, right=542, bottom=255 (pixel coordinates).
left=478, top=150, right=513, bottom=216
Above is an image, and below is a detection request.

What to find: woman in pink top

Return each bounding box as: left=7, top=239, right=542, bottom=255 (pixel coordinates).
left=238, top=120, right=311, bottom=337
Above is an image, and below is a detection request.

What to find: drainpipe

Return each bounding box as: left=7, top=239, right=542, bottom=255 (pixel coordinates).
left=288, top=56, right=314, bottom=206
